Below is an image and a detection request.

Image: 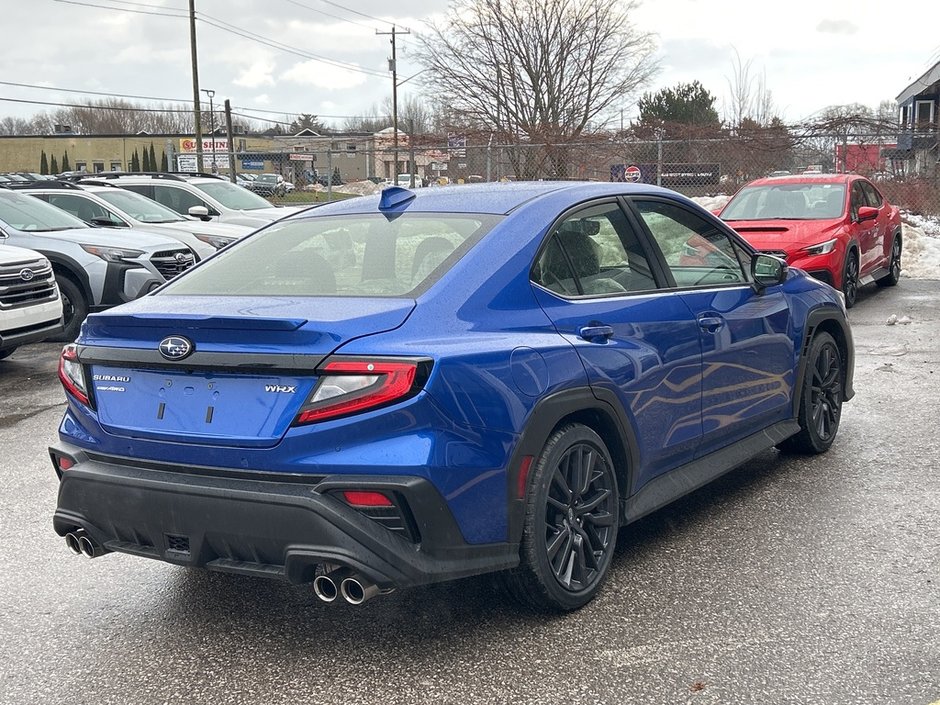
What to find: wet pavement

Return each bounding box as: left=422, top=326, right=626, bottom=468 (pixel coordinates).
left=1, top=278, right=938, bottom=705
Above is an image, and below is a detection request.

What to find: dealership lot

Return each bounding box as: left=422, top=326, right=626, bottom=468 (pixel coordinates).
left=0, top=278, right=938, bottom=705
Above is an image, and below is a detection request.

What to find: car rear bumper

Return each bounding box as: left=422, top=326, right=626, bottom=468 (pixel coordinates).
left=49, top=443, right=518, bottom=589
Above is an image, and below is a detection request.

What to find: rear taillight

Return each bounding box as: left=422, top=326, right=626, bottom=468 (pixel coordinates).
left=293, top=358, right=430, bottom=425
left=58, top=344, right=89, bottom=406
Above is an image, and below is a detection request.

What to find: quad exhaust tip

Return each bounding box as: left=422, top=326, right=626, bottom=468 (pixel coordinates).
left=313, top=574, right=339, bottom=603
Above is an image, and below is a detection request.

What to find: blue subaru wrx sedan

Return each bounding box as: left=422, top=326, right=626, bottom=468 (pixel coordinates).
left=51, top=182, right=854, bottom=611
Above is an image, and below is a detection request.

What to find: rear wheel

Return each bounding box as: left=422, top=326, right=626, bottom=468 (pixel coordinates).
left=842, top=250, right=859, bottom=308
left=779, top=332, right=843, bottom=455
left=51, top=276, right=88, bottom=343
left=500, top=424, right=619, bottom=612
left=876, top=236, right=901, bottom=287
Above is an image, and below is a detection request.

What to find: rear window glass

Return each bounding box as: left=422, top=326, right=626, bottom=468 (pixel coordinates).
left=160, top=213, right=501, bottom=297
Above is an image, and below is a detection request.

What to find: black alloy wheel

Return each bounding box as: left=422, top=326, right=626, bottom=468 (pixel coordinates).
left=842, top=251, right=859, bottom=308
left=876, top=237, right=901, bottom=287
left=51, top=276, right=88, bottom=342
left=500, top=423, right=619, bottom=612
left=779, top=332, right=843, bottom=454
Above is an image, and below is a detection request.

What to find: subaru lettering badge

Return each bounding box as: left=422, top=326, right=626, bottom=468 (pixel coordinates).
left=19, top=268, right=34, bottom=282
left=159, top=336, right=194, bottom=361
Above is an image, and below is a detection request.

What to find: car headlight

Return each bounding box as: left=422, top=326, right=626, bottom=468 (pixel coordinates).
left=194, top=233, right=235, bottom=250
left=803, top=238, right=838, bottom=256
left=80, top=245, right=145, bottom=262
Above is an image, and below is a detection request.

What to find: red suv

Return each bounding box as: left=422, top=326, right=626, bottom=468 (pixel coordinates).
left=718, top=174, right=902, bottom=307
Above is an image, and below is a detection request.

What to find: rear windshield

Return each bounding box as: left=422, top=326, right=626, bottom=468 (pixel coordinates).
left=160, top=213, right=501, bottom=297
left=95, top=189, right=187, bottom=223
left=193, top=180, right=274, bottom=211
left=0, top=191, right=89, bottom=232
left=721, top=183, right=846, bottom=220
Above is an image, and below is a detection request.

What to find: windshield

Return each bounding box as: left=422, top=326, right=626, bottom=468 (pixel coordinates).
left=161, top=213, right=501, bottom=297
left=0, top=192, right=88, bottom=231
left=722, top=183, right=846, bottom=220
left=193, top=180, right=273, bottom=211
left=255, top=174, right=279, bottom=183
left=95, top=189, right=187, bottom=223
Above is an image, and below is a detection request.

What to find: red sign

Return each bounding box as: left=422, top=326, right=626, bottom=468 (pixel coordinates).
left=624, top=165, right=641, bottom=183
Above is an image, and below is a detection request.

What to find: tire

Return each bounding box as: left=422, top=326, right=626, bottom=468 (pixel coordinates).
left=778, top=332, right=843, bottom=455
left=51, top=276, right=89, bottom=343
left=499, top=423, right=620, bottom=612
left=841, top=249, right=859, bottom=309
left=875, top=235, right=901, bottom=288
left=0, top=348, right=16, bottom=360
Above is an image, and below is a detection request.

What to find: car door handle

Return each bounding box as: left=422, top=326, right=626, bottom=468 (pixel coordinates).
left=698, top=316, right=724, bottom=333
left=578, top=324, right=614, bottom=342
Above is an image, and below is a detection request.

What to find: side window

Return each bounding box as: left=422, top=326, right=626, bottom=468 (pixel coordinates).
left=860, top=181, right=883, bottom=208
left=47, top=194, right=122, bottom=226
left=850, top=183, right=866, bottom=220
left=152, top=185, right=206, bottom=214
left=533, top=202, right=657, bottom=297
left=634, top=200, right=748, bottom=288
left=122, top=185, right=154, bottom=200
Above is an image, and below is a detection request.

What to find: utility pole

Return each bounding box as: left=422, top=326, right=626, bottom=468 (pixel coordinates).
left=189, top=0, right=204, bottom=173
left=377, top=25, right=410, bottom=181
left=202, top=88, right=216, bottom=172
left=224, top=99, right=236, bottom=183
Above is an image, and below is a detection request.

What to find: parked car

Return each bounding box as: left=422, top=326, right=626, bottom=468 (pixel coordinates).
left=396, top=173, right=423, bottom=188
left=50, top=182, right=853, bottom=612
left=250, top=173, right=292, bottom=197
left=11, top=180, right=247, bottom=260
left=74, top=172, right=307, bottom=229
left=718, top=173, right=902, bottom=307
left=0, top=240, right=63, bottom=359
left=0, top=189, right=194, bottom=340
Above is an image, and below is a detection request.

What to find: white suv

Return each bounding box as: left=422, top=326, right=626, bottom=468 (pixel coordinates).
left=78, top=172, right=307, bottom=229
left=0, top=240, right=63, bottom=359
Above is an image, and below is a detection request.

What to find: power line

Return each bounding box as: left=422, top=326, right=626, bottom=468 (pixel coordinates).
left=280, top=0, right=375, bottom=31
left=52, top=0, right=187, bottom=18
left=316, top=0, right=400, bottom=29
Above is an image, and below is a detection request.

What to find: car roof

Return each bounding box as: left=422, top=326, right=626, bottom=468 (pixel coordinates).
left=299, top=181, right=680, bottom=217
left=745, top=173, right=858, bottom=187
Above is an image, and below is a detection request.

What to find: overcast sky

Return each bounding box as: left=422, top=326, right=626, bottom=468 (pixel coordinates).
left=1, top=0, right=938, bottom=130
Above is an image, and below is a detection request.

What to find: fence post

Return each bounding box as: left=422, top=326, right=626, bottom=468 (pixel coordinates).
left=327, top=149, right=333, bottom=202
left=656, top=130, right=663, bottom=187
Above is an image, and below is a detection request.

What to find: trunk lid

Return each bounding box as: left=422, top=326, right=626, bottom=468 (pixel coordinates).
left=80, top=295, right=414, bottom=447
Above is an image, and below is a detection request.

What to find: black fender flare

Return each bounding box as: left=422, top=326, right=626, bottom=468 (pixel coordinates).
left=44, top=252, right=93, bottom=304
left=504, top=386, right=640, bottom=543
left=792, top=306, right=855, bottom=418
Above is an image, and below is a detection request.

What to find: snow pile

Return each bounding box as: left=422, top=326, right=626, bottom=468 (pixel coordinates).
left=335, top=180, right=382, bottom=196
left=900, top=213, right=940, bottom=280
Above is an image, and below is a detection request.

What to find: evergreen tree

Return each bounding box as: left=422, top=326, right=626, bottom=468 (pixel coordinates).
left=149, top=143, right=157, bottom=173
left=131, top=149, right=140, bottom=171
left=50, top=155, right=59, bottom=174
left=142, top=148, right=151, bottom=172
left=160, top=151, right=168, bottom=172
left=62, top=150, right=71, bottom=172
left=636, top=80, right=721, bottom=137
left=332, top=166, right=341, bottom=185
left=40, top=151, right=48, bottom=175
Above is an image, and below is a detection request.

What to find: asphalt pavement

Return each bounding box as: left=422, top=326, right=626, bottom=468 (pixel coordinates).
left=0, top=278, right=938, bottom=705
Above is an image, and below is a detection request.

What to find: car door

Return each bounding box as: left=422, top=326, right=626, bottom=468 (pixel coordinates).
left=859, top=180, right=891, bottom=272
left=849, top=181, right=880, bottom=274
left=627, top=197, right=795, bottom=457
left=530, top=199, right=703, bottom=490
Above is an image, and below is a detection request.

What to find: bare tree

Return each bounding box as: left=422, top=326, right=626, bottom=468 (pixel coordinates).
left=419, top=0, right=657, bottom=178
left=726, top=48, right=778, bottom=129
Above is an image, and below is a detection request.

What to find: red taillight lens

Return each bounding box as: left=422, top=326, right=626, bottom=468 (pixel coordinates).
left=58, top=344, right=89, bottom=406
left=341, top=490, right=394, bottom=507
left=294, top=358, right=427, bottom=425
left=57, top=456, right=75, bottom=471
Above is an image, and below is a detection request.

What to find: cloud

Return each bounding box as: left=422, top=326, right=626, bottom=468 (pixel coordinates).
left=254, top=94, right=270, bottom=105
left=233, top=60, right=276, bottom=88
left=816, top=19, right=858, bottom=35
left=281, top=60, right=368, bottom=90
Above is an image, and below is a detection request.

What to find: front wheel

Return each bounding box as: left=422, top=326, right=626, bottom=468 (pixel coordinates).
left=500, top=424, right=620, bottom=612
left=876, top=236, right=901, bottom=287
left=779, top=332, right=843, bottom=455
left=842, top=250, right=859, bottom=309
left=51, top=276, right=89, bottom=343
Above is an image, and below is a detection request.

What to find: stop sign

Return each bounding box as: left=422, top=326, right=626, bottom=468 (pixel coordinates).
left=624, top=165, right=641, bottom=182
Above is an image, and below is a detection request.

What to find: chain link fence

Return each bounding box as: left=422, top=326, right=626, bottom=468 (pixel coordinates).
left=249, top=130, right=939, bottom=216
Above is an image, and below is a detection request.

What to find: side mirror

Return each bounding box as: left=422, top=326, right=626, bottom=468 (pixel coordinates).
left=857, top=205, right=879, bottom=222
left=0, top=227, right=8, bottom=240
left=752, top=253, right=787, bottom=292
left=188, top=205, right=211, bottom=221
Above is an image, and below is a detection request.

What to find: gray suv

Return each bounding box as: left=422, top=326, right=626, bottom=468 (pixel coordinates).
left=0, top=189, right=194, bottom=340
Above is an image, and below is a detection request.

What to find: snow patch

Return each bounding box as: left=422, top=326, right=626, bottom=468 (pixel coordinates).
left=900, top=215, right=940, bottom=281
left=691, top=195, right=731, bottom=213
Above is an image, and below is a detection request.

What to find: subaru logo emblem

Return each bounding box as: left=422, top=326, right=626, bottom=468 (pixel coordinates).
left=158, top=336, right=194, bottom=361
left=19, top=268, right=34, bottom=281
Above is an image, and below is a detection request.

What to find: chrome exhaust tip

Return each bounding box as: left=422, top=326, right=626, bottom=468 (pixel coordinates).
left=313, top=575, right=338, bottom=603
left=340, top=576, right=385, bottom=605
left=64, top=532, right=82, bottom=555
left=77, top=534, right=107, bottom=558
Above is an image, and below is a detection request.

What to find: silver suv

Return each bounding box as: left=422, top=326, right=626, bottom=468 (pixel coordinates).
left=13, top=180, right=249, bottom=261
left=76, top=172, right=307, bottom=229
left=0, top=241, right=63, bottom=359
left=0, top=189, right=194, bottom=341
